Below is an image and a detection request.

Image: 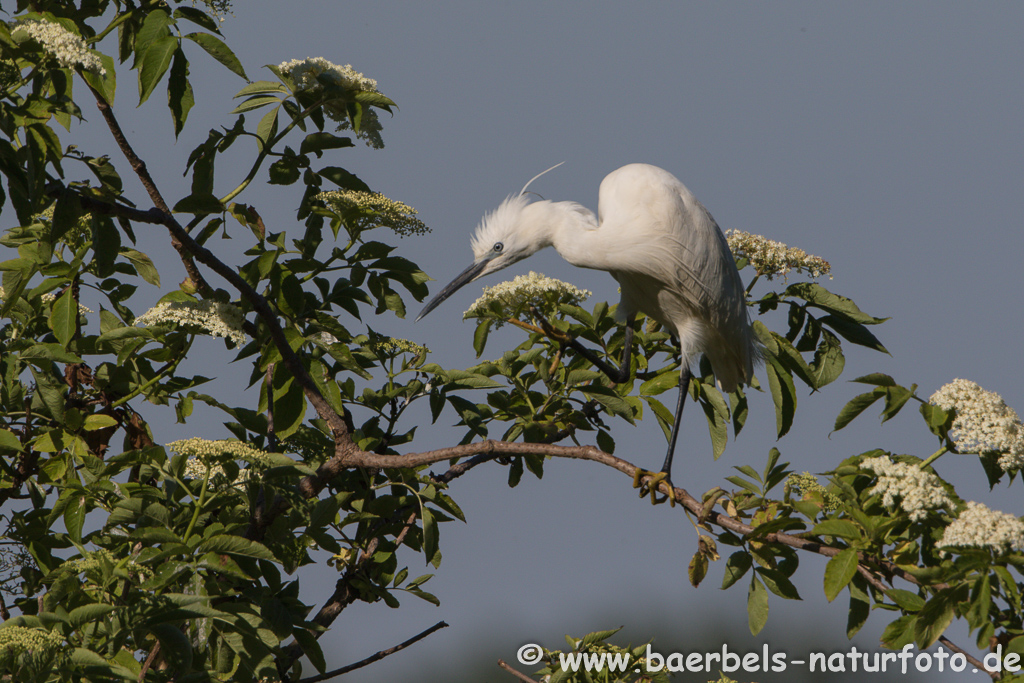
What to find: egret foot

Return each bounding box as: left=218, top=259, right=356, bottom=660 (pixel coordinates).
left=632, top=468, right=677, bottom=507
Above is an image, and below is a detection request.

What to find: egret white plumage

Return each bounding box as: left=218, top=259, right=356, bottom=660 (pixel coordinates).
left=418, top=163, right=758, bottom=502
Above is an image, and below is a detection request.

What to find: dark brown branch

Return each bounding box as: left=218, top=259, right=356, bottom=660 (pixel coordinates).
left=294, top=621, right=449, bottom=683
left=83, top=79, right=351, bottom=445
left=938, top=636, right=996, bottom=681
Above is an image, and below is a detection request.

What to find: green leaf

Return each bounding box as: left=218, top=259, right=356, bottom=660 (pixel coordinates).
left=915, top=593, right=955, bottom=648
left=581, top=385, right=634, bottom=423
left=318, top=166, right=371, bottom=192
left=422, top=508, right=441, bottom=568
left=230, top=95, right=283, bottom=114
left=810, top=329, right=845, bottom=388
left=150, top=622, right=194, bottom=672
left=472, top=320, right=491, bottom=357
left=135, top=9, right=173, bottom=55
left=721, top=551, right=752, bottom=589
left=83, top=414, right=118, bottom=431
left=880, top=614, right=917, bottom=649
left=0, top=429, right=23, bottom=452
left=50, top=287, right=77, bottom=348
left=785, top=282, right=888, bottom=324
left=851, top=372, right=896, bottom=386
left=886, top=589, right=925, bottom=612
left=122, top=249, right=161, bottom=286
left=833, top=390, right=883, bottom=432
left=747, top=575, right=769, bottom=635
left=299, top=132, right=355, bottom=157
left=640, top=370, right=680, bottom=396
left=765, top=358, right=795, bottom=438
left=293, top=629, right=326, bottom=674
left=184, top=32, right=247, bottom=79
left=138, top=36, right=179, bottom=105
left=811, top=519, right=862, bottom=540
left=69, top=603, right=116, bottom=628
left=167, top=47, right=194, bottom=137
left=173, top=193, right=224, bottom=215
left=64, top=494, right=85, bottom=544
left=823, top=548, right=858, bottom=602
left=235, top=81, right=289, bottom=98
left=195, top=535, right=275, bottom=561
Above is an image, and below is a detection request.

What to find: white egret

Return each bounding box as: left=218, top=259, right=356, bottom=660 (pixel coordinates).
left=418, top=163, right=758, bottom=502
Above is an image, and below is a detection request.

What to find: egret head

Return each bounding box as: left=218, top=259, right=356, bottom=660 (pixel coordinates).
left=416, top=194, right=545, bottom=321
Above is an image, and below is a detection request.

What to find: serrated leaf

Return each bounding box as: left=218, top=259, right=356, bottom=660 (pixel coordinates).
left=138, top=36, right=178, bottom=105
left=172, top=193, right=223, bottom=215
left=234, top=81, right=289, bottom=98
left=122, top=249, right=161, bottom=286
left=722, top=551, right=752, bottom=589
left=195, top=535, right=275, bottom=561
left=83, top=414, right=118, bottom=431
left=833, top=390, right=883, bottom=431
left=747, top=575, right=769, bottom=635
left=69, top=603, right=116, bottom=628
left=639, top=370, right=679, bottom=396
left=184, top=32, right=247, bottom=80
left=823, top=547, right=858, bottom=602
left=51, top=287, right=77, bottom=347
left=886, top=588, right=925, bottom=612
left=812, top=519, right=862, bottom=540
left=765, top=358, right=795, bottom=438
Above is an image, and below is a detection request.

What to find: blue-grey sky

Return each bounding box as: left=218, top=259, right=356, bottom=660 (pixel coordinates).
left=40, top=2, right=1024, bottom=681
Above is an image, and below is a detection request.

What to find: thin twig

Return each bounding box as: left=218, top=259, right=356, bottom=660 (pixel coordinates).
left=938, top=636, right=997, bottom=681
left=498, top=659, right=538, bottom=683
left=295, top=621, right=448, bottom=683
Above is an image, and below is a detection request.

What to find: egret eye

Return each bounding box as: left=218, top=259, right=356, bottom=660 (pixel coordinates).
left=493, top=242, right=504, bottom=253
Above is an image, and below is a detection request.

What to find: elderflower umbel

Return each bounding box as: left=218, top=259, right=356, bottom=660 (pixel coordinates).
left=365, top=335, right=430, bottom=357
left=0, top=626, right=69, bottom=670
left=785, top=472, right=841, bottom=512
left=861, top=457, right=953, bottom=522
left=277, top=57, right=385, bottom=148
left=937, top=501, right=1024, bottom=557
left=316, top=190, right=430, bottom=237
left=463, top=271, right=591, bottom=327
left=13, top=19, right=105, bottom=75
left=929, top=379, right=1024, bottom=473
left=169, top=437, right=270, bottom=483
left=725, top=230, right=831, bottom=281
left=135, top=299, right=247, bottom=346
left=0, top=286, right=93, bottom=314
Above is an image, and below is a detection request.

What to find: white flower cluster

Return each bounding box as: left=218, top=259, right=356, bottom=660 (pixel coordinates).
left=13, top=19, right=105, bottom=74
left=278, top=57, right=379, bottom=94
left=277, top=57, right=384, bottom=148
left=316, top=190, right=429, bottom=237
left=929, top=379, right=1024, bottom=473
left=0, top=626, right=69, bottom=668
left=861, top=457, right=953, bottom=522
left=135, top=299, right=247, bottom=346
left=937, top=501, right=1024, bottom=557
left=463, top=271, right=591, bottom=326
left=0, top=286, right=93, bottom=314
left=786, top=472, right=841, bottom=512
left=366, top=336, right=430, bottom=357
left=725, top=230, right=832, bottom=281
left=169, top=437, right=270, bottom=483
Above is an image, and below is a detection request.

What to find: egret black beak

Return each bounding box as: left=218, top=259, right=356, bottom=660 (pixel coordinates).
left=416, top=259, right=489, bottom=321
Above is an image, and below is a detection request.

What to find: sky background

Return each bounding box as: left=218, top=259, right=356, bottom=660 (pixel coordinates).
left=11, top=2, right=1024, bottom=681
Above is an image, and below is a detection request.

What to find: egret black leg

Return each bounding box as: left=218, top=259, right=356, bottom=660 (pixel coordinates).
left=659, top=365, right=692, bottom=477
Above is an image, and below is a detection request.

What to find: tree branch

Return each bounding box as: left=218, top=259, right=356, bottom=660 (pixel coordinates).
left=83, top=79, right=351, bottom=445
left=294, top=621, right=448, bottom=683
left=498, top=658, right=538, bottom=683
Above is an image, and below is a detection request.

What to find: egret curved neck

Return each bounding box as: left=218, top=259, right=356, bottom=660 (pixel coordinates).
left=523, top=200, right=605, bottom=270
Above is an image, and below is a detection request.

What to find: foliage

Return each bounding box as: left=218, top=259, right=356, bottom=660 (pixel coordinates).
left=0, top=2, right=1021, bottom=683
